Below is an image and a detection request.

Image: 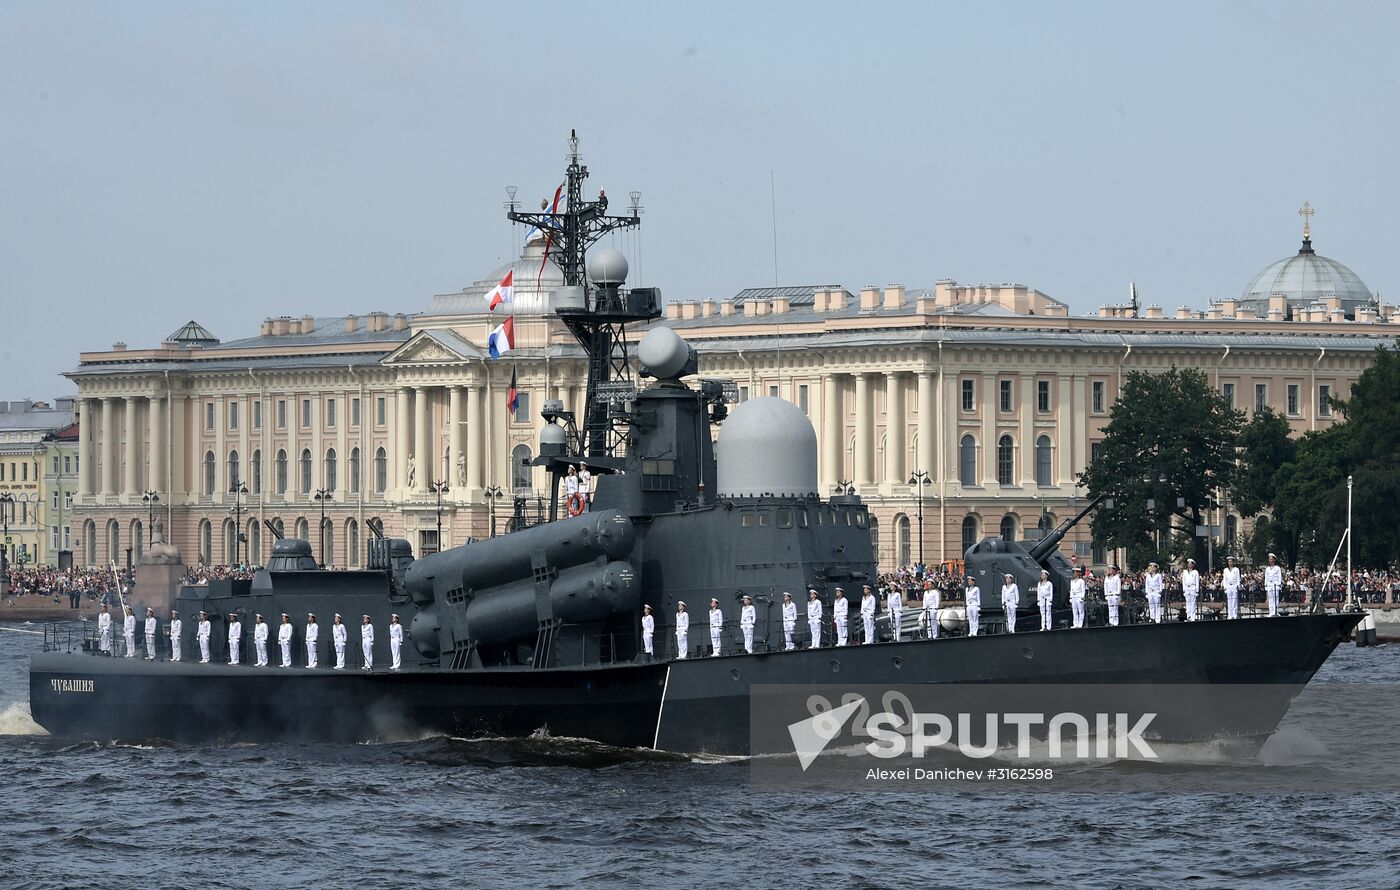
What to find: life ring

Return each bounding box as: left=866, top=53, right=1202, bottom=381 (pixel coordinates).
left=566, top=492, right=586, bottom=516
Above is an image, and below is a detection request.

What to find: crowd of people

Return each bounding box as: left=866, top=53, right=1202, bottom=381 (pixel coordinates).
left=1, top=563, right=259, bottom=608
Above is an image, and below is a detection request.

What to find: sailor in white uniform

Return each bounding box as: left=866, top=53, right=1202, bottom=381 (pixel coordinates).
left=708, top=599, right=723, bottom=657
left=1144, top=563, right=1164, bottom=624
left=1181, top=559, right=1201, bottom=621
left=781, top=593, right=797, bottom=651
left=1036, top=570, right=1054, bottom=631
left=578, top=463, right=593, bottom=511
left=360, top=615, right=375, bottom=670
left=197, top=611, right=212, bottom=663
left=97, top=604, right=113, bottom=655
left=806, top=590, right=823, bottom=649
left=964, top=576, right=981, bottom=637
left=227, top=613, right=242, bottom=665
left=832, top=588, right=849, bottom=646
left=739, top=595, right=756, bottom=654
left=305, top=613, right=319, bottom=668
left=122, top=606, right=136, bottom=658
left=332, top=613, right=348, bottom=669
left=641, top=604, right=655, bottom=657
left=253, top=614, right=269, bottom=666
left=922, top=581, right=940, bottom=640
left=675, top=602, right=690, bottom=658
left=389, top=614, right=404, bottom=670
left=1001, top=574, right=1020, bottom=634
left=1069, top=568, right=1087, bottom=629
left=144, top=608, right=158, bottom=660
left=169, top=610, right=182, bottom=662
left=1222, top=556, right=1242, bottom=620
left=1103, top=565, right=1123, bottom=627
left=277, top=613, right=293, bottom=667
left=1264, top=554, right=1284, bottom=617
left=860, top=585, right=877, bottom=644
left=887, top=586, right=904, bottom=642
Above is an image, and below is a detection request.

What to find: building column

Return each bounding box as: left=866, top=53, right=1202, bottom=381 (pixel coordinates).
left=854, top=373, right=874, bottom=486
left=1070, top=375, right=1088, bottom=480
left=466, top=385, right=483, bottom=491
left=884, top=372, right=904, bottom=485
left=1019, top=374, right=1035, bottom=484
left=149, top=397, right=164, bottom=496
left=1056, top=375, right=1073, bottom=483
left=821, top=374, right=841, bottom=490
left=413, top=386, right=429, bottom=494
left=981, top=372, right=997, bottom=486
left=170, top=396, right=187, bottom=499
left=77, top=398, right=92, bottom=499
left=100, top=397, right=116, bottom=496
left=395, top=386, right=411, bottom=491
left=916, top=373, right=934, bottom=481
left=448, top=385, right=463, bottom=492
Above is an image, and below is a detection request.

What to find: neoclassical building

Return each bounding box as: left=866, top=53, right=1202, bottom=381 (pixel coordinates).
left=66, top=224, right=1394, bottom=570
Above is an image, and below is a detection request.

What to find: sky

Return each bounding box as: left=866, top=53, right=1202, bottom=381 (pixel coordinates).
left=2, top=0, right=1398, bottom=397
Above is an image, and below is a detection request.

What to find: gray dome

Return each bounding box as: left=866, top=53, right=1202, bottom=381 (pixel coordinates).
left=638, top=327, right=694, bottom=379
left=717, top=397, right=818, bottom=499
left=424, top=238, right=565, bottom=316
left=587, top=249, right=628, bottom=285
left=1240, top=237, right=1373, bottom=316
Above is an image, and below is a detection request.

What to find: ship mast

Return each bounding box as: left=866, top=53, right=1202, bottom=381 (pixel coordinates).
left=507, top=130, right=655, bottom=457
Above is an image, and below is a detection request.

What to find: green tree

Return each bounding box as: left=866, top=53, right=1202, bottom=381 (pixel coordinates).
left=1081, top=367, right=1244, bottom=568
left=1232, top=407, right=1296, bottom=518
left=1271, top=425, right=1349, bottom=566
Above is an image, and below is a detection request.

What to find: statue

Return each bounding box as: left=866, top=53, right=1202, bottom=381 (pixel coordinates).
left=406, top=454, right=417, bottom=490
left=457, top=452, right=467, bottom=488
left=143, top=521, right=182, bottom=566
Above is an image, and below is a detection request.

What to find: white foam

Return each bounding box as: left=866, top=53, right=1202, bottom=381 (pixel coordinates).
left=0, top=701, right=47, bottom=736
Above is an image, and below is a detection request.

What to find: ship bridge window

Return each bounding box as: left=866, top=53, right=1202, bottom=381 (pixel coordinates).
left=741, top=512, right=755, bottom=528
left=641, top=458, right=677, bottom=492
left=854, top=510, right=867, bottom=529
left=758, top=510, right=771, bottom=527
left=842, top=510, right=852, bottom=527
left=796, top=507, right=809, bottom=528
left=777, top=507, right=793, bottom=529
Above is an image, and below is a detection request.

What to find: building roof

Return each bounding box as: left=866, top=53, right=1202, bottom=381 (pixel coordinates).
left=167, top=320, right=220, bottom=345
left=1239, top=236, right=1374, bottom=315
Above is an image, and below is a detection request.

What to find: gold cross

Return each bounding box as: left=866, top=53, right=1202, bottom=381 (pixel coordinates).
left=1298, top=201, right=1315, bottom=239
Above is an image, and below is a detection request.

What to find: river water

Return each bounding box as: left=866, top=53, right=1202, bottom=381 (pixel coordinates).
left=2, top=621, right=1398, bottom=889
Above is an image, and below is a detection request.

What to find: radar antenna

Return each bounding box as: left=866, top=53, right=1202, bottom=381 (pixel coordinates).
left=507, top=130, right=655, bottom=456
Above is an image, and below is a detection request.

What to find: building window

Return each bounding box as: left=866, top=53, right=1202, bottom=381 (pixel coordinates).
left=739, top=385, right=749, bottom=403
left=321, top=520, right=333, bottom=567
left=205, top=402, right=215, bottom=431
left=295, top=518, right=308, bottom=541
left=376, top=397, right=387, bottom=426
left=1092, top=542, right=1106, bottom=566
left=374, top=447, right=387, bottom=493
left=1222, top=383, right=1235, bottom=407
left=249, top=519, right=261, bottom=564
left=1286, top=384, right=1300, bottom=416
left=224, top=519, right=237, bottom=564
left=1318, top=385, right=1332, bottom=417
left=300, top=449, right=312, bottom=493
left=961, top=515, right=979, bottom=555
left=253, top=400, right=262, bottom=430
left=326, top=398, right=336, bottom=429
left=513, top=391, right=532, bottom=424
left=202, top=451, right=216, bottom=496
left=229, top=401, right=240, bottom=431
left=1035, top=435, right=1053, bottom=486
left=347, top=519, right=360, bottom=567
left=228, top=450, right=240, bottom=487
left=1092, top=380, right=1105, bottom=414
left=511, top=443, right=533, bottom=491
left=1000, top=514, right=1016, bottom=542
left=351, top=398, right=361, bottom=427
left=301, top=399, right=312, bottom=429
left=958, top=435, right=977, bottom=486
left=275, top=449, right=288, bottom=494
left=1254, top=383, right=1267, bottom=413
left=798, top=385, right=809, bottom=414
left=1037, top=380, right=1051, bottom=413
left=52, top=456, right=59, bottom=474
left=996, top=435, right=1014, bottom=485
left=961, top=379, right=975, bottom=412
left=896, top=514, right=911, bottom=566
left=199, top=520, right=211, bottom=565
left=999, top=379, right=1012, bottom=413
left=768, top=385, right=779, bottom=399
left=349, top=447, right=361, bottom=494
left=1090, top=441, right=1103, bottom=464
left=64, top=456, right=71, bottom=474
left=277, top=400, right=287, bottom=430
left=251, top=450, right=262, bottom=495
left=324, top=448, right=337, bottom=492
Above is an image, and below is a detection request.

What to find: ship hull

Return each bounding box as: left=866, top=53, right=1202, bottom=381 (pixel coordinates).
left=29, top=613, right=1360, bottom=755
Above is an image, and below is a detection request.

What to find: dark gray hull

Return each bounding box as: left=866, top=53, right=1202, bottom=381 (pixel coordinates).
left=29, top=613, right=1360, bottom=755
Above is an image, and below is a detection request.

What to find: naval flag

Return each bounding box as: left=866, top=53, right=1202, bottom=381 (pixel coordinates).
left=487, top=316, right=515, bottom=359
left=523, top=183, right=566, bottom=244
left=486, top=269, right=514, bottom=311
left=507, top=366, right=519, bottom=417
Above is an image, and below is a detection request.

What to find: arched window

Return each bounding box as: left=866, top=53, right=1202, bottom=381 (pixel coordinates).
left=300, top=449, right=312, bottom=494
left=320, top=519, right=333, bottom=567
left=83, top=519, right=97, bottom=566
left=961, top=515, right=979, bottom=555
left=511, top=443, right=533, bottom=492
left=295, top=517, right=309, bottom=541
left=224, top=518, right=237, bottom=564
left=1039, top=512, right=1056, bottom=534
left=199, top=519, right=212, bottom=565
left=958, top=435, right=977, bottom=486
left=107, top=519, right=120, bottom=563
left=997, top=435, right=1014, bottom=485
left=349, top=447, right=361, bottom=494
left=251, top=449, right=262, bottom=495
left=248, top=519, right=261, bottom=565
left=374, top=447, right=387, bottom=494
left=896, top=514, right=911, bottom=567
left=271, top=517, right=285, bottom=539
left=347, top=519, right=360, bottom=567
left=228, top=449, right=240, bottom=488
left=869, top=515, right=880, bottom=562
left=132, top=520, right=144, bottom=560
left=1035, top=436, right=1053, bottom=486
left=203, top=451, right=216, bottom=496
left=1000, top=514, right=1017, bottom=542
left=275, top=449, right=288, bottom=494
left=324, top=448, right=337, bottom=492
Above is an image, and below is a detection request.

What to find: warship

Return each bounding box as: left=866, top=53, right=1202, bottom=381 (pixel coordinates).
left=29, top=135, right=1362, bottom=756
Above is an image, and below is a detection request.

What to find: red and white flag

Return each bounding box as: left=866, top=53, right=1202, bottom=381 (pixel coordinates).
left=486, top=269, right=514, bottom=311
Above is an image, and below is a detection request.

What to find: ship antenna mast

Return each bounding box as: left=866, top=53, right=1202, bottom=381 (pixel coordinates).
left=507, top=130, right=655, bottom=457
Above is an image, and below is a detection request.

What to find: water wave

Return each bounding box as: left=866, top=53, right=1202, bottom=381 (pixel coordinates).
left=0, top=701, right=45, bottom=736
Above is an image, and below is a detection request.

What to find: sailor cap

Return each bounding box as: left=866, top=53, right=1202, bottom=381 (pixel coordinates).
left=709, top=598, right=719, bottom=605
left=782, top=592, right=792, bottom=598
left=1187, top=558, right=1196, bottom=565
left=308, top=613, right=316, bottom=619
left=1004, top=573, right=1015, bottom=579
left=198, top=610, right=206, bottom=616
left=677, top=601, right=686, bottom=607
left=334, top=613, right=342, bottom=619
left=171, top=610, right=179, bottom=616
left=391, top=613, right=400, bottom=619
left=642, top=604, right=652, bottom=611
left=742, top=595, right=752, bottom=601
left=362, top=614, right=371, bottom=619
left=281, top=613, right=289, bottom=618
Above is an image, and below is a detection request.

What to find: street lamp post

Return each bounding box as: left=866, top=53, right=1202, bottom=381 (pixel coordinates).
left=0, top=493, right=12, bottom=592
left=313, top=488, right=332, bottom=567
left=908, top=470, right=932, bottom=567
left=429, top=481, right=449, bottom=553
left=834, top=479, right=854, bottom=497
left=484, top=485, right=503, bottom=538
left=142, top=490, right=160, bottom=540
left=229, top=482, right=248, bottom=567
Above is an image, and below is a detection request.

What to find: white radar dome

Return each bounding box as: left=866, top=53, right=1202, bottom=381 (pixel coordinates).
left=587, top=249, right=629, bottom=285
left=717, top=397, right=818, bottom=498
left=638, top=326, right=694, bottom=379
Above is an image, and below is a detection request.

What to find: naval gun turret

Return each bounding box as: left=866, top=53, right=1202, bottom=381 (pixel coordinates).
left=963, top=494, right=1108, bottom=615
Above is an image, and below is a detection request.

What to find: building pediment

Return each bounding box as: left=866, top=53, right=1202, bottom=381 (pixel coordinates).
left=381, top=330, right=485, bottom=366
